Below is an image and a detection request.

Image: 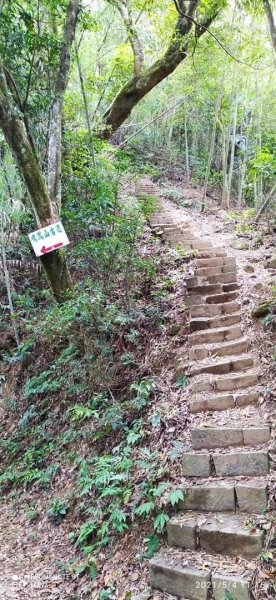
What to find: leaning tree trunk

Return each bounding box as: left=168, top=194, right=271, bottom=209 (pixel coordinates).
left=101, top=3, right=221, bottom=138
left=0, top=63, right=73, bottom=302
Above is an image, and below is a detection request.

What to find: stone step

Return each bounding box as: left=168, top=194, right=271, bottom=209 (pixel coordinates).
left=189, top=337, right=251, bottom=361
left=179, top=482, right=235, bottom=511
left=149, top=553, right=211, bottom=600
left=196, top=250, right=227, bottom=258
left=196, top=256, right=236, bottom=268
left=213, top=450, right=269, bottom=477
left=183, top=241, right=213, bottom=250
left=182, top=450, right=269, bottom=477
left=168, top=237, right=213, bottom=251
left=189, top=388, right=260, bottom=413
left=188, top=325, right=242, bottom=346
left=189, top=282, right=239, bottom=296
left=190, top=370, right=259, bottom=393
left=189, top=354, right=253, bottom=376
left=179, top=481, right=267, bottom=513
left=150, top=550, right=253, bottom=600
left=206, top=291, right=239, bottom=304
left=223, top=282, right=239, bottom=292
left=188, top=283, right=223, bottom=295
left=196, top=264, right=236, bottom=276
left=206, top=272, right=237, bottom=285
left=167, top=512, right=264, bottom=558
left=152, top=222, right=189, bottom=229
left=191, top=426, right=270, bottom=450
left=190, top=300, right=240, bottom=318
left=187, top=273, right=237, bottom=288
left=189, top=312, right=241, bottom=331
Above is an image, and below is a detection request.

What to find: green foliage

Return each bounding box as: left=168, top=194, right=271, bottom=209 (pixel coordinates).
left=48, top=499, right=69, bottom=523
left=224, top=592, right=237, bottom=600
left=175, top=374, right=189, bottom=388
left=23, top=370, right=63, bottom=399
left=139, top=194, right=159, bottom=219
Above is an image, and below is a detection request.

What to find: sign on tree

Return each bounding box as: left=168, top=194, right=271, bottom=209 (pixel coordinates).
left=28, top=222, right=70, bottom=257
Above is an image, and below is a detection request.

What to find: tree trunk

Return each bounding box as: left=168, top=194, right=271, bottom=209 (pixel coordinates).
left=75, top=39, right=96, bottom=167
left=201, top=92, right=222, bottom=211
left=226, top=89, right=238, bottom=206
left=255, top=182, right=276, bottom=221
left=262, top=0, right=276, bottom=57
left=1, top=212, right=20, bottom=347
left=47, top=0, right=80, bottom=213
left=184, top=113, right=190, bottom=185
left=221, top=124, right=229, bottom=208
left=116, top=0, right=144, bottom=76
left=101, top=3, right=221, bottom=138
left=0, top=63, right=73, bottom=302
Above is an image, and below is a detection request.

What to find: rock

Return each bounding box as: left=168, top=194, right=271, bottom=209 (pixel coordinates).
left=231, top=241, right=249, bottom=250
left=251, top=301, right=271, bottom=318
left=243, top=264, right=255, bottom=273
left=266, top=255, right=276, bottom=269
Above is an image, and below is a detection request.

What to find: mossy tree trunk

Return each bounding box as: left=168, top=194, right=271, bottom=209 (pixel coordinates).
left=0, top=63, right=73, bottom=303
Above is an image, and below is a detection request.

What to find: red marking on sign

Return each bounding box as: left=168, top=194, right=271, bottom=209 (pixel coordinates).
left=41, top=245, right=53, bottom=254
left=40, top=242, right=64, bottom=254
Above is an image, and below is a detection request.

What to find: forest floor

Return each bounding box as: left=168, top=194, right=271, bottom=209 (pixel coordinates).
left=0, top=176, right=275, bottom=600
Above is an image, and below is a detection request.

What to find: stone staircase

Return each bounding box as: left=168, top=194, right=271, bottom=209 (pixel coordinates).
left=136, top=180, right=273, bottom=600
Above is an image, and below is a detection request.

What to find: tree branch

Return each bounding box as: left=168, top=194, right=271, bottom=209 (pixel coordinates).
left=173, top=0, right=262, bottom=69
left=101, top=0, right=219, bottom=138
left=108, top=0, right=144, bottom=75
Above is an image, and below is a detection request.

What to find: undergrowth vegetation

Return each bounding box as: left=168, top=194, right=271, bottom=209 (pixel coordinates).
left=0, top=137, right=188, bottom=584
